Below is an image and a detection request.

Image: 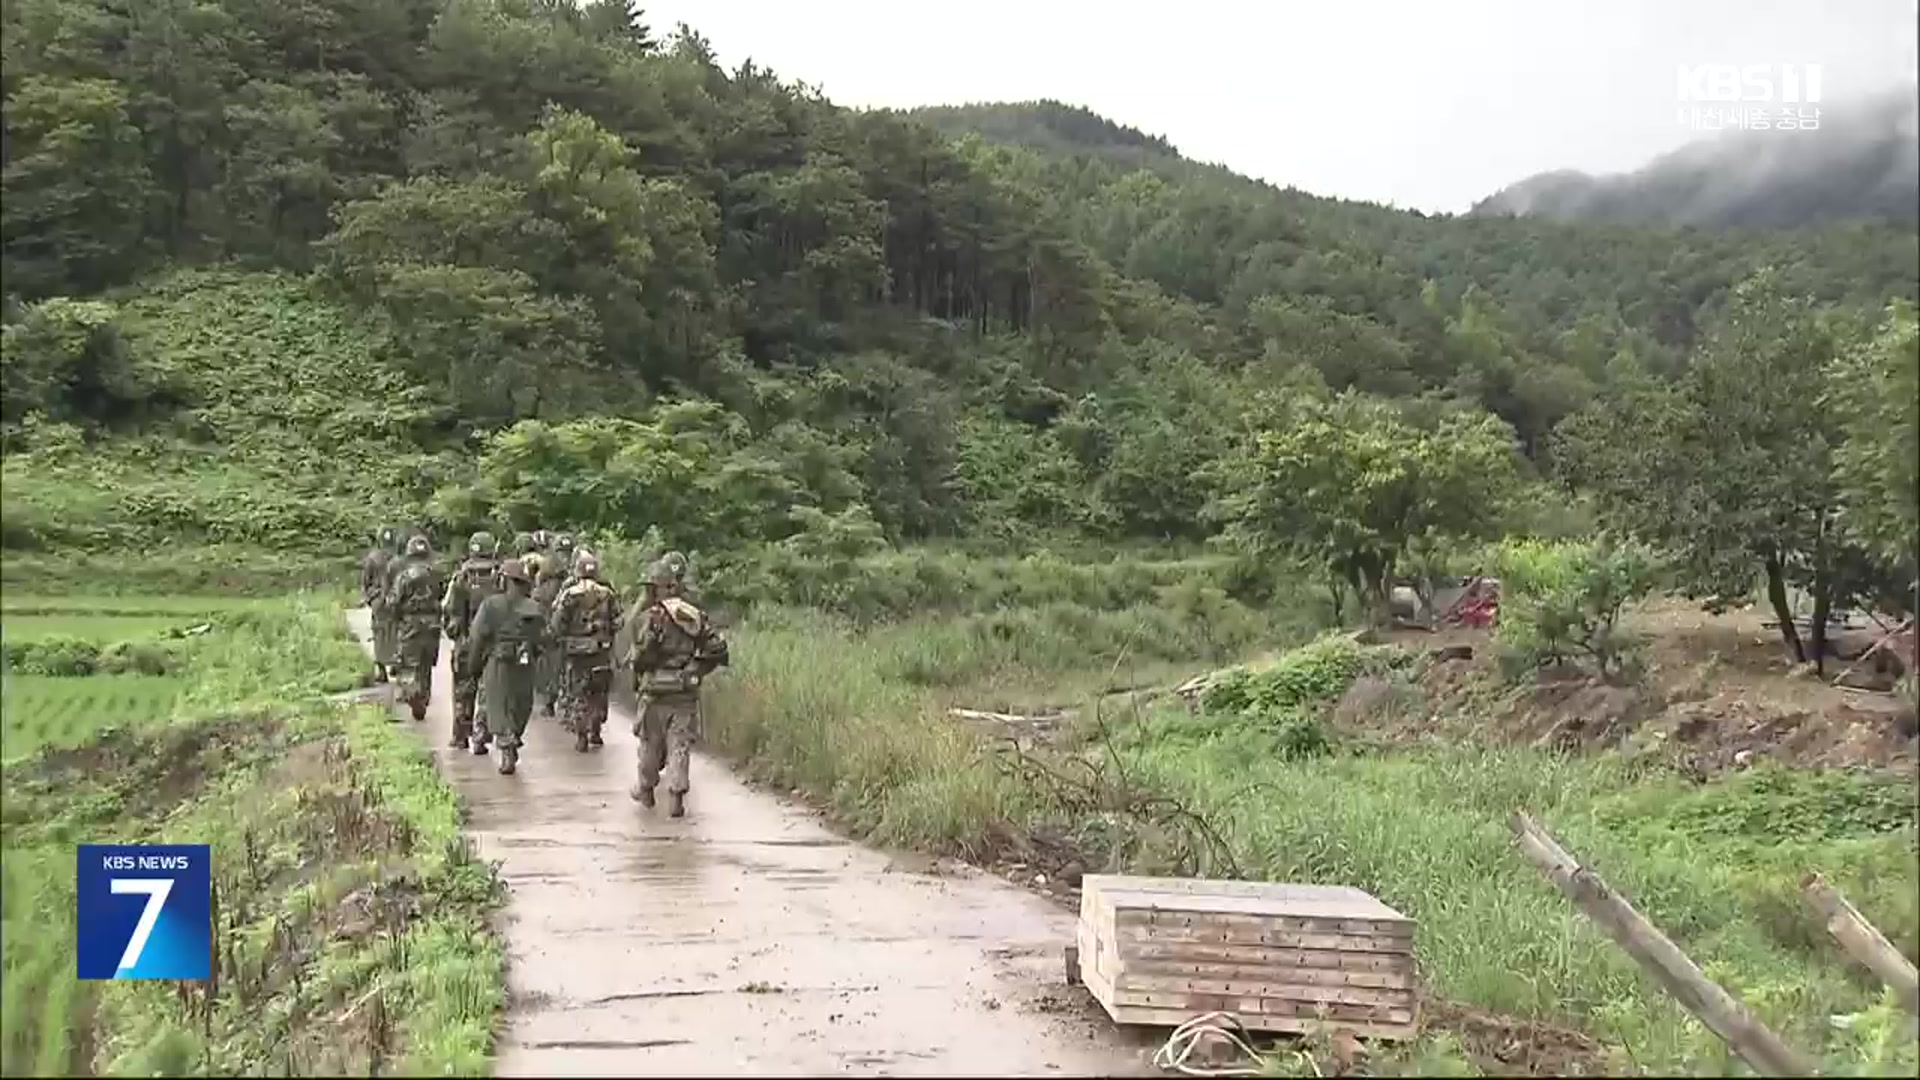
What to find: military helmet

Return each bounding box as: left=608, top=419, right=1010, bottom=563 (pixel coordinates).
left=662, top=550, right=689, bottom=580
left=553, top=532, right=576, bottom=554
left=498, top=558, right=532, bottom=585
left=513, top=531, right=537, bottom=555
left=573, top=548, right=600, bottom=579
left=405, top=534, right=431, bottom=557
left=644, top=559, right=679, bottom=591
left=468, top=530, right=498, bottom=557
left=378, top=525, right=398, bottom=550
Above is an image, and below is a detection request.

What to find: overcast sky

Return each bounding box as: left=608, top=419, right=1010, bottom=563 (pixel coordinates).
left=640, top=0, right=1919, bottom=214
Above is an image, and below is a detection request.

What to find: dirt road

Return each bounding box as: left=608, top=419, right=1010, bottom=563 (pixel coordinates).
left=344, top=610, right=1150, bottom=1077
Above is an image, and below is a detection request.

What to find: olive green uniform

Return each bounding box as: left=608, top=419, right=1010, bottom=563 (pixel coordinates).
left=442, top=553, right=501, bottom=750
left=465, top=590, right=547, bottom=773
left=531, top=537, right=574, bottom=717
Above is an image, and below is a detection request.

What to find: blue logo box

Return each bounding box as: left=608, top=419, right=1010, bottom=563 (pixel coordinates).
left=76, top=844, right=213, bottom=981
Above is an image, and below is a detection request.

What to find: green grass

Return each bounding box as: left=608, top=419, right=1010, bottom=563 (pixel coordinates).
left=0, top=594, right=282, bottom=618
left=1, top=614, right=205, bottom=642
left=0, top=592, right=503, bottom=1076
left=706, top=611, right=1920, bottom=1077
left=0, top=549, right=354, bottom=598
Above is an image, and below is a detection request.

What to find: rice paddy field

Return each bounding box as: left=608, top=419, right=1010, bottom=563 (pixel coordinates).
left=0, top=595, right=265, bottom=758
left=1, top=674, right=188, bottom=758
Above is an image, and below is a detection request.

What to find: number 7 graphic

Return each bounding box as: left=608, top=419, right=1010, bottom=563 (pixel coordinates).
left=111, top=878, right=173, bottom=972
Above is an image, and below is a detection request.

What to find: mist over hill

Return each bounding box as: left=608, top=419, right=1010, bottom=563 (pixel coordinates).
left=1471, top=88, right=1920, bottom=228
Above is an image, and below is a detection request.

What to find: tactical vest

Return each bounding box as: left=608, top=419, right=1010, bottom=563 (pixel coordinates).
left=453, top=558, right=501, bottom=622
left=486, top=598, right=547, bottom=669
left=392, top=562, right=442, bottom=621
left=556, top=580, right=616, bottom=655
left=638, top=598, right=708, bottom=695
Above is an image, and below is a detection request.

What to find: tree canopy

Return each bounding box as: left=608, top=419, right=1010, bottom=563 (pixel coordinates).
left=2, top=0, right=1915, bottom=612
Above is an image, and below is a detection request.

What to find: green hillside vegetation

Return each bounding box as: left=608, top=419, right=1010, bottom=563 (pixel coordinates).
left=3, top=0, right=1917, bottom=1075
left=4, top=0, right=1916, bottom=567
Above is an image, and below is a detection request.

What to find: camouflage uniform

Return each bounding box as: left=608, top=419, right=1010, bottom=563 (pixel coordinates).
left=386, top=535, right=444, bottom=722
left=625, top=560, right=728, bottom=817
left=548, top=549, right=622, bottom=752
left=466, top=558, right=547, bottom=775
left=442, top=531, right=502, bottom=752
left=532, top=533, right=576, bottom=720
left=361, top=527, right=400, bottom=681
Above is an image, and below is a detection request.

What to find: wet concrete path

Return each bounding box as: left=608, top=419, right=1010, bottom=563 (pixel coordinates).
left=344, top=610, right=1148, bottom=1077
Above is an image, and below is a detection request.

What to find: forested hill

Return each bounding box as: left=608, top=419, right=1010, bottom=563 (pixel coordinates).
left=1472, top=88, right=1920, bottom=228
left=908, top=101, right=1183, bottom=169
left=3, top=0, right=1917, bottom=558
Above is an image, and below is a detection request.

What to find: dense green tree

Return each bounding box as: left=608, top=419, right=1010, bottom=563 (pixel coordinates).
left=1555, top=271, right=1902, bottom=666
left=1828, top=301, right=1920, bottom=574
left=1213, top=391, right=1523, bottom=622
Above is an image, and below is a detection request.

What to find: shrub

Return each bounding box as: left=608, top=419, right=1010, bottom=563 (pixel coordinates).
left=1494, top=537, right=1662, bottom=683
left=1199, top=633, right=1385, bottom=714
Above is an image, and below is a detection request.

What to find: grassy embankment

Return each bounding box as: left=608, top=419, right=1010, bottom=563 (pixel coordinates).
left=0, top=588, right=504, bottom=1076
left=701, top=558, right=1920, bottom=1077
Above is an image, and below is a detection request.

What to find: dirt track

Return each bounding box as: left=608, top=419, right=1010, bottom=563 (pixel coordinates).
left=345, top=610, right=1150, bottom=1077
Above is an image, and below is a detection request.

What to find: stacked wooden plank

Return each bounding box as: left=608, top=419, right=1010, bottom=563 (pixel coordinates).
left=1075, top=874, right=1418, bottom=1040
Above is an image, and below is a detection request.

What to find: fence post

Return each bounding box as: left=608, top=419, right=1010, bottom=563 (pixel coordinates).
left=1508, top=812, right=1816, bottom=1078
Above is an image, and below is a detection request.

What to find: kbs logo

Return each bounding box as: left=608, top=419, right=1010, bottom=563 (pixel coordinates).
left=76, top=844, right=212, bottom=980
left=1676, top=64, right=1824, bottom=104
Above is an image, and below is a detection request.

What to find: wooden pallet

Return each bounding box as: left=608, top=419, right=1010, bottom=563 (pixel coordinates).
left=1075, top=874, right=1418, bottom=1040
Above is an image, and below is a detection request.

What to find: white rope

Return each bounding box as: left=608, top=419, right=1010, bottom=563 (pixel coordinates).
left=1151, top=1011, right=1272, bottom=1077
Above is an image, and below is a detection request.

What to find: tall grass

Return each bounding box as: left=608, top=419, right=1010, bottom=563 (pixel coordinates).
left=705, top=614, right=1920, bottom=1076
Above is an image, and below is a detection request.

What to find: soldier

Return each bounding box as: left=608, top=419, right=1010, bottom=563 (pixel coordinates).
left=380, top=526, right=424, bottom=679
left=386, top=534, right=445, bottom=722
left=625, top=559, right=728, bottom=817
left=533, top=532, right=576, bottom=722
left=361, top=526, right=399, bottom=683
left=549, top=549, right=622, bottom=752
left=443, top=530, right=503, bottom=753
left=465, top=558, right=548, bottom=775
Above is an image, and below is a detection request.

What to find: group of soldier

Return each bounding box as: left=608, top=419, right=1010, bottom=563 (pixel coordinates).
left=359, top=526, right=728, bottom=818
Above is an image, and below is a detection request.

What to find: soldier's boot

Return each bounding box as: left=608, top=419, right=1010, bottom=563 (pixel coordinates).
left=573, top=715, right=590, bottom=753
left=449, top=714, right=470, bottom=749
left=498, top=744, right=518, bottom=775
left=587, top=710, right=605, bottom=748
left=666, top=791, right=686, bottom=818
left=409, top=694, right=427, bottom=722
left=373, top=663, right=389, bottom=685
left=630, top=783, right=655, bottom=807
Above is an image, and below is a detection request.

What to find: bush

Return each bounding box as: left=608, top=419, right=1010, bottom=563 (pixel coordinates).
left=2, top=635, right=189, bottom=677
left=1199, top=633, right=1390, bottom=714
left=1494, top=537, right=1662, bottom=683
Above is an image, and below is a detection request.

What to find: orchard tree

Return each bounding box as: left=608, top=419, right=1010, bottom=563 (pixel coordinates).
left=1828, top=300, right=1919, bottom=576
left=1213, top=390, right=1522, bottom=624
left=1555, top=270, right=1901, bottom=668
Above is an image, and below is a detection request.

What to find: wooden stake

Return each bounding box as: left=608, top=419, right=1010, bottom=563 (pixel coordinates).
left=1508, top=813, right=1816, bottom=1078
left=1829, top=617, right=1914, bottom=689
left=1802, top=872, right=1920, bottom=1017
